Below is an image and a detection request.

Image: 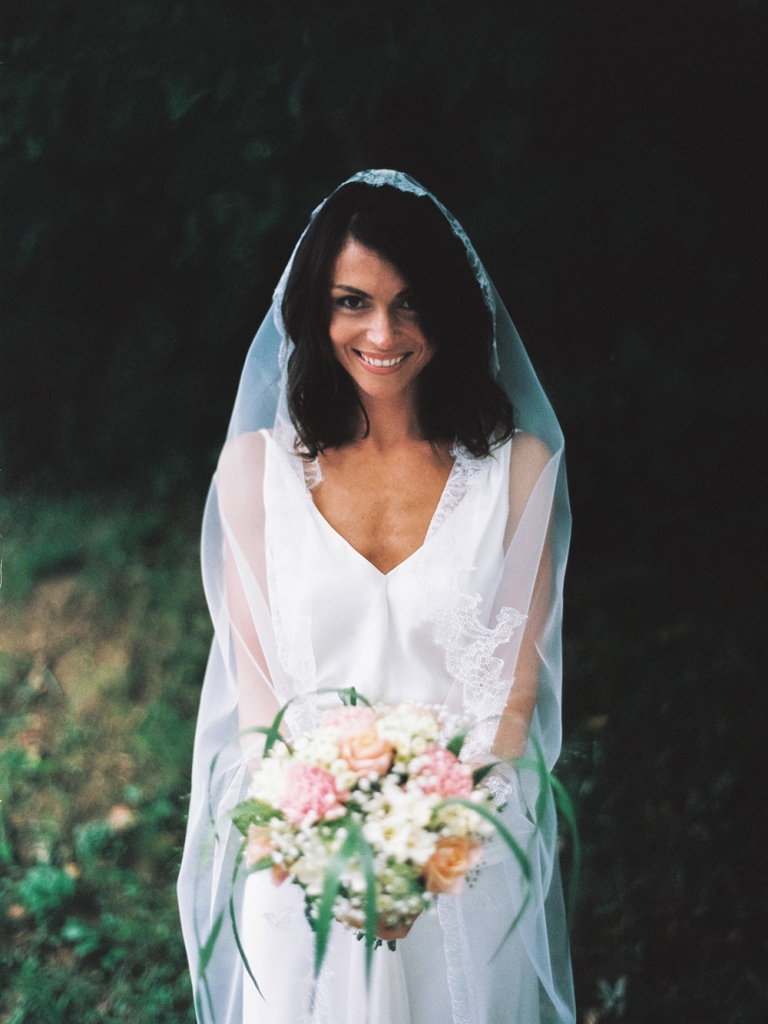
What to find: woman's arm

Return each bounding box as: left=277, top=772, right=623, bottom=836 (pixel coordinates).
left=492, top=432, right=554, bottom=762
left=217, top=431, right=281, bottom=752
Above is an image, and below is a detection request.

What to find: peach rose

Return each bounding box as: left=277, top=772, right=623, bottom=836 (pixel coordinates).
left=244, top=824, right=273, bottom=869
left=270, top=863, right=290, bottom=887
left=244, top=823, right=288, bottom=886
left=340, top=728, right=393, bottom=779
left=423, top=836, right=483, bottom=896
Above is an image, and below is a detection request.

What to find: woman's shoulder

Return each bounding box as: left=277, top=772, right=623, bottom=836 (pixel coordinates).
left=218, top=429, right=272, bottom=469
left=482, top=429, right=551, bottom=473
left=508, top=430, right=552, bottom=474
left=504, top=431, right=555, bottom=523
left=216, top=431, right=272, bottom=506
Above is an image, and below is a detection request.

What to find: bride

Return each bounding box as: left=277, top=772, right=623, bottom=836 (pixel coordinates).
left=178, top=171, right=575, bottom=1024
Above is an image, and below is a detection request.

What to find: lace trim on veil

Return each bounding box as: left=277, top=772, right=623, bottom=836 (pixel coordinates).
left=419, top=443, right=527, bottom=759
left=438, top=896, right=481, bottom=1024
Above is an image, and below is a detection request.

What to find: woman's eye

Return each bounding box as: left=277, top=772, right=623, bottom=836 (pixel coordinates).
left=335, top=295, right=365, bottom=311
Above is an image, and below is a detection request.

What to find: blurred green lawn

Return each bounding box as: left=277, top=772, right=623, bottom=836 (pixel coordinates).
left=0, top=492, right=764, bottom=1023
left=0, top=493, right=207, bottom=1023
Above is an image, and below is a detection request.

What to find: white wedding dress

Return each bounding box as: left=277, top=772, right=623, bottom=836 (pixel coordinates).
left=177, top=170, right=575, bottom=1024
left=239, top=430, right=556, bottom=1024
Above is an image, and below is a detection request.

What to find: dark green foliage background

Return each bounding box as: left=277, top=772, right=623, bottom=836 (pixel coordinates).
left=1, top=0, right=765, bottom=1021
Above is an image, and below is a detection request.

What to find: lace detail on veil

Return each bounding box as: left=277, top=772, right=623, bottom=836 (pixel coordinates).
left=426, top=445, right=485, bottom=541
left=438, top=896, right=481, bottom=1024
left=433, top=592, right=526, bottom=722
left=420, top=445, right=527, bottom=756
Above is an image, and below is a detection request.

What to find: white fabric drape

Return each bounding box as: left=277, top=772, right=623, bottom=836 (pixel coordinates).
left=178, top=170, right=575, bottom=1023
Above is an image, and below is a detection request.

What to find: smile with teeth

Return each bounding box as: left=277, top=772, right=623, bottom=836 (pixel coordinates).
left=357, top=352, right=408, bottom=368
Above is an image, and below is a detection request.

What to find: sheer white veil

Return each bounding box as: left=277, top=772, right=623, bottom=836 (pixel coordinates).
left=178, top=170, right=574, bottom=1023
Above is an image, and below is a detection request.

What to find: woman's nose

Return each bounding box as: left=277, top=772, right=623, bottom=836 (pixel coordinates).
left=366, top=308, right=396, bottom=348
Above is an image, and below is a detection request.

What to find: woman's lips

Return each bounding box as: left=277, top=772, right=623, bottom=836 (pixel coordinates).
left=354, top=351, right=411, bottom=374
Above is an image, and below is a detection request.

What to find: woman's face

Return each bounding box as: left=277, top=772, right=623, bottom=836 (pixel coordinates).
left=328, top=238, right=434, bottom=402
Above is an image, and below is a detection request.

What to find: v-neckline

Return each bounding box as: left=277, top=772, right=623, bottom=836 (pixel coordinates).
left=302, top=448, right=466, bottom=580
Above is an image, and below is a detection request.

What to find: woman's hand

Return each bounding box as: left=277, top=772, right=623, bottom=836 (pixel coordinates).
left=336, top=911, right=420, bottom=941
left=375, top=913, right=419, bottom=941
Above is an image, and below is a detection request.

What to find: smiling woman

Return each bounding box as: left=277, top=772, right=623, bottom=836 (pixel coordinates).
left=328, top=239, right=434, bottom=394
left=282, top=180, right=514, bottom=459
left=178, top=172, right=574, bottom=1024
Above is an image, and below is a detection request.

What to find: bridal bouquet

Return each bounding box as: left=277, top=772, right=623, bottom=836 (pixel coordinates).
left=195, top=689, right=577, bottom=1012
left=229, top=690, right=530, bottom=983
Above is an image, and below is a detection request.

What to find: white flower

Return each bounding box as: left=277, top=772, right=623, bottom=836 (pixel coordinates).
left=411, top=735, right=427, bottom=755
left=315, top=739, right=341, bottom=766
left=292, top=832, right=332, bottom=895
left=362, top=779, right=440, bottom=864
left=434, top=802, right=484, bottom=836
left=375, top=702, right=438, bottom=760
left=249, top=756, right=290, bottom=807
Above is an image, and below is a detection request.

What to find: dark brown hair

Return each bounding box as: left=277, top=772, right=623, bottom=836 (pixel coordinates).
left=281, top=181, right=513, bottom=458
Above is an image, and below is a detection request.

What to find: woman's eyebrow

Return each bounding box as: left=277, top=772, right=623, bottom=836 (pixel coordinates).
left=331, top=284, right=412, bottom=299
left=331, top=284, right=371, bottom=297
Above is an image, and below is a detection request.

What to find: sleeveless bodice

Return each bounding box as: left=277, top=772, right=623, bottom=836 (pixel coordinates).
left=262, top=432, right=513, bottom=713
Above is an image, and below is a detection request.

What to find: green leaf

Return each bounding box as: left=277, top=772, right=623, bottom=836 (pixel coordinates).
left=355, top=826, right=378, bottom=987
left=223, top=843, right=266, bottom=1001
left=472, top=763, right=497, bottom=786
left=503, top=740, right=581, bottom=931
left=229, top=846, right=265, bottom=1001
left=263, top=704, right=294, bottom=757
left=198, top=909, right=224, bottom=974
left=315, top=686, right=372, bottom=708
left=230, top=889, right=265, bottom=999
left=447, top=731, right=467, bottom=758
left=193, top=899, right=223, bottom=1024
left=195, top=907, right=225, bottom=1024
left=247, top=854, right=273, bottom=872
left=314, top=830, right=358, bottom=981
left=231, top=798, right=283, bottom=835
left=511, top=742, right=551, bottom=826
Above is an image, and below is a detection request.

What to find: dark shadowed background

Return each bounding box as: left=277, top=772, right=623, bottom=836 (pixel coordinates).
left=1, top=1, right=765, bottom=1021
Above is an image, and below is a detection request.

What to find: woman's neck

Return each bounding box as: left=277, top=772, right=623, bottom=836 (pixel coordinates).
left=355, top=392, right=423, bottom=451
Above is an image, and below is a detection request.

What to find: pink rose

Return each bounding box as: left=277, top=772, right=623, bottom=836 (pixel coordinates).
left=415, top=746, right=473, bottom=798
left=280, top=762, right=347, bottom=825
left=424, top=836, right=483, bottom=895
left=340, top=728, right=394, bottom=779
left=320, top=705, right=376, bottom=741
